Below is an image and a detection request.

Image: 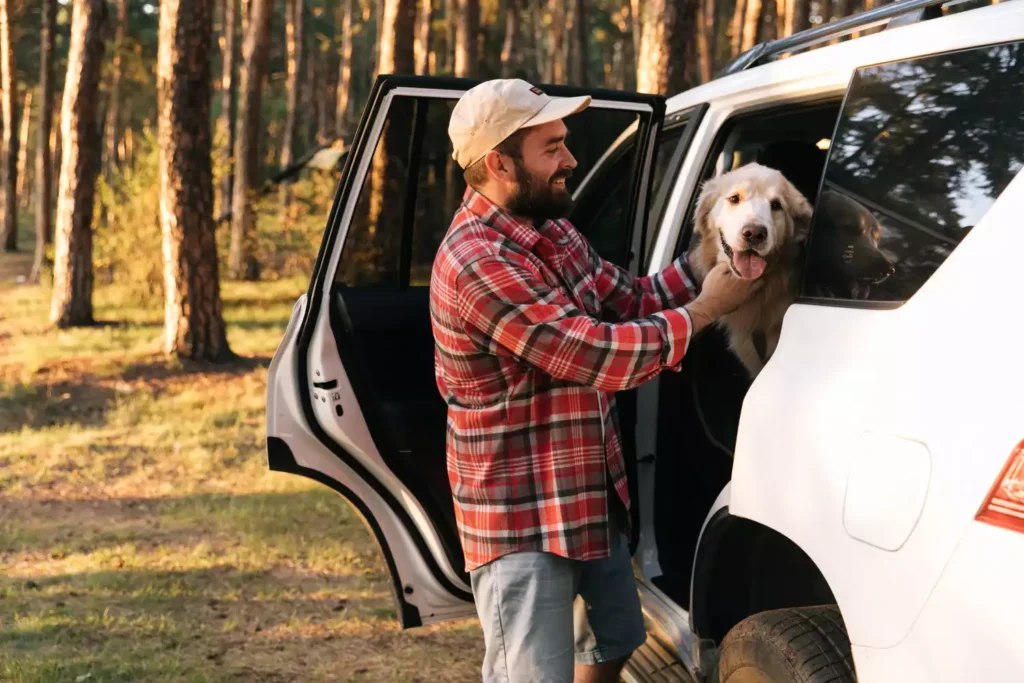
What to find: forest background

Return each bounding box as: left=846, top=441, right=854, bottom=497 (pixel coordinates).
left=0, top=0, right=967, bottom=681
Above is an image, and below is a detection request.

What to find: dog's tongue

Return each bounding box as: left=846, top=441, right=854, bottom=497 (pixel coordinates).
left=733, top=251, right=767, bottom=280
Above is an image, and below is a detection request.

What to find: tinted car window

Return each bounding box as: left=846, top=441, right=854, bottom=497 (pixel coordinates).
left=802, top=42, right=1024, bottom=302
left=339, top=97, right=649, bottom=286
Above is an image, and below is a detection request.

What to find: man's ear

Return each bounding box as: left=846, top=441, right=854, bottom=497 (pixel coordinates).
left=482, top=149, right=515, bottom=183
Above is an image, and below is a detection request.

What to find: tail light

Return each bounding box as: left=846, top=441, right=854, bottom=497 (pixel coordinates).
left=976, top=439, right=1024, bottom=533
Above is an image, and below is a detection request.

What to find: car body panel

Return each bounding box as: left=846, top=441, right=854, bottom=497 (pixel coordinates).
left=732, top=168, right=1024, bottom=649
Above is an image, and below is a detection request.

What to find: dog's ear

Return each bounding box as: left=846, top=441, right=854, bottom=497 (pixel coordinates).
left=782, top=178, right=814, bottom=242
left=693, top=175, right=722, bottom=236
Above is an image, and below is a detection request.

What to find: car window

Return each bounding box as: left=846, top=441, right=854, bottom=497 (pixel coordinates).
left=336, top=96, right=421, bottom=287
left=801, top=41, right=1024, bottom=303
left=571, top=110, right=699, bottom=270
left=338, top=96, right=651, bottom=286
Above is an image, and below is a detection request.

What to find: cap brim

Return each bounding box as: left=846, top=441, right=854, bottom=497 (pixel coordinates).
left=520, top=95, right=592, bottom=130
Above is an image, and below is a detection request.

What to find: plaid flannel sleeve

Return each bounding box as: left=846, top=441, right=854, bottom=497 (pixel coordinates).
left=590, top=248, right=698, bottom=322
left=455, top=255, right=692, bottom=393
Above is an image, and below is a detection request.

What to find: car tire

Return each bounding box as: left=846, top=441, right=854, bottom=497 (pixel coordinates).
left=715, top=606, right=856, bottom=683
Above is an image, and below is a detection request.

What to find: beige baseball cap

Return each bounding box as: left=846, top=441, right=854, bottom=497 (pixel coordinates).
left=448, top=79, right=591, bottom=169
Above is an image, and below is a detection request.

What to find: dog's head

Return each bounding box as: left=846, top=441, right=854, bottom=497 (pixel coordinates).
left=694, top=163, right=813, bottom=281
left=808, top=190, right=895, bottom=299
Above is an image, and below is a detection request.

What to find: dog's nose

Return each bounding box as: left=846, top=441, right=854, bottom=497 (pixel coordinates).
left=742, top=224, right=767, bottom=244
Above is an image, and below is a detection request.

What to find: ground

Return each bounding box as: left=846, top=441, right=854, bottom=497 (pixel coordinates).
left=0, top=247, right=483, bottom=682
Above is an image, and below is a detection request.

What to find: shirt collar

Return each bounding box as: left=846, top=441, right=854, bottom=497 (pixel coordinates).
left=462, top=186, right=562, bottom=253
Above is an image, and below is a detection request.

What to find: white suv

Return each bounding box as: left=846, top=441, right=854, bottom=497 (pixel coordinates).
left=265, top=1, right=1024, bottom=681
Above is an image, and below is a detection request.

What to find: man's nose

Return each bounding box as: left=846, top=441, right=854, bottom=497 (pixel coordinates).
left=562, top=147, right=577, bottom=170
left=742, top=224, right=767, bottom=244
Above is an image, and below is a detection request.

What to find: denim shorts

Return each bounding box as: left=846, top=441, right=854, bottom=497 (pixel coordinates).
left=468, top=529, right=646, bottom=683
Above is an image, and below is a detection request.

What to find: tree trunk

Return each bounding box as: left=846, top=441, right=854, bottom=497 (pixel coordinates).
left=630, top=0, right=641, bottom=69
left=546, top=0, right=564, bottom=83
left=454, top=0, right=479, bottom=78
left=0, top=0, right=19, bottom=252
left=820, top=0, right=833, bottom=27
left=379, top=0, right=416, bottom=80
left=730, top=0, right=747, bottom=57
left=570, top=0, right=586, bottom=85
left=697, top=0, right=717, bottom=82
left=740, top=0, right=762, bottom=51
left=319, top=9, right=337, bottom=142
left=216, top=0, right=238, bottom=219
left=228, top=0, right=274, bottom=281
left=829, top=0, right=848, bottom=43
left=15, top=91, right=31, bottom=208
left=759, top=0, right=777, bottom=42
left=415, top=0, right=432, bottom=75
left=775, top=0, right=788, bottom=37
left=31, top=0, right=56, bottom=283
left=103, top=0, right=128, bottom=179
left=280, top=0, right=303, bottom=210
left=51, top=0, right=106, bottom=327
left=158, top=0, right=232, bottom=362
left=790, top=0, right=811, bottom=34
left=530, top=0, right=544, bottom=81
left=637, top=0, right=698, bottom=95
left=335, top=0, right=353, bottom=138
left=500, top=0, right=518, bottom=77
left=241, top=0, right=251, bottom=39
left=445, top=0, right=457, bottom=73
left=303, top=37, right=317, bottom=146
left=370, top=0, right=414, bottom=252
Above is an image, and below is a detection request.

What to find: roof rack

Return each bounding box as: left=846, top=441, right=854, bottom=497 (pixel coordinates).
left=720, top=0, right=956, bottom=76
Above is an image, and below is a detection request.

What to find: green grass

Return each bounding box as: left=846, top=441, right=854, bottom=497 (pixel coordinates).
left=0, top=259, right=481, bottom=682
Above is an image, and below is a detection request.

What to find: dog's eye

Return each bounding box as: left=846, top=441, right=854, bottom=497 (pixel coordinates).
left=727, top=194, right=740, bottom=204
left=770, top=199, right=783, bottom=211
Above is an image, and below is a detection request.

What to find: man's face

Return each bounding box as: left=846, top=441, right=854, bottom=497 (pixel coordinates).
left=504, top=120, right=578, bottom=222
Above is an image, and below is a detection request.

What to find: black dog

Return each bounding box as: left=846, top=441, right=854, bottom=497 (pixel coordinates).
left=806, top=190, right=895, bottom=299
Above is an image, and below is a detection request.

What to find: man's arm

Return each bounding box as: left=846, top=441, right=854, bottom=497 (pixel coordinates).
left=589, top=244, right=698, bottom=323
left=456, top=255, right=693, bottom=394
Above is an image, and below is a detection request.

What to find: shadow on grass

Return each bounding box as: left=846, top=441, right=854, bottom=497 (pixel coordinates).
left=0, top=564, right=393, bottom=683
left=1, top=354, right=272, bottom=434
left=0, top=489, right=376, bottom=562
left=0, top=378, right=119, bottom=434
left=221, top=295, right=304, bottom=309
left=117, top=354, right=272, bottom=382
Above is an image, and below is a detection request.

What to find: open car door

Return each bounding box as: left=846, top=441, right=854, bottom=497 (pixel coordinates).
left=266, top=75, right=666, bottom=627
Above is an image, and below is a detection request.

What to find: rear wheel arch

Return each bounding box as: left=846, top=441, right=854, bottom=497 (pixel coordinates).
left=691, top=510, right=844, bottom=647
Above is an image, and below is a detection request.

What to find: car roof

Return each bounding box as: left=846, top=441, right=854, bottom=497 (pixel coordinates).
left=666, top=1, right=1024, bottom=116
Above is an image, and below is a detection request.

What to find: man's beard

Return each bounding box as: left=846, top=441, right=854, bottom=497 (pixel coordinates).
left=505, top=158, right=574, bottom=222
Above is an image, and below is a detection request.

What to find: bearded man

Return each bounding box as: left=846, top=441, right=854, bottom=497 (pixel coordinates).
left=428, top=79, right=758, bottom=683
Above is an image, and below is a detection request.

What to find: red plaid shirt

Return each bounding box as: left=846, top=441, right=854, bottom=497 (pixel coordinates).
left=430, top=189, right=697, bottom=571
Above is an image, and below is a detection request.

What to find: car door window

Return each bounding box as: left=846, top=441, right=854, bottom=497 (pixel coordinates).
left=340, top=97, right=658, bottom=286
left=570, top=108, right=702, bottom=271
left=801, top=41, right=1024, bottom=304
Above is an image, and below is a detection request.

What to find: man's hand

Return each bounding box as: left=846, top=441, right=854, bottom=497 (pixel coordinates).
left=684, top=262, right=762, bottom=334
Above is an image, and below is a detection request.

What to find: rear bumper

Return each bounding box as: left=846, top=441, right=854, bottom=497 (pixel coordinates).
left=852, top=521, right=1024, bottom=683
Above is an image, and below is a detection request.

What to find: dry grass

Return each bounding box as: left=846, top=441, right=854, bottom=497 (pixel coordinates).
left=0, top=258, right=482, bottom=682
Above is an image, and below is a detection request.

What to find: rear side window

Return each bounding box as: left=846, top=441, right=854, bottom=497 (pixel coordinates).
left=801, top=41, right=1024, bottom=303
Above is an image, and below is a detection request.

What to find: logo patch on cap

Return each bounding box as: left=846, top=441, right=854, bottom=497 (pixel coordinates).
left=530, top=86, right=545, bottom=96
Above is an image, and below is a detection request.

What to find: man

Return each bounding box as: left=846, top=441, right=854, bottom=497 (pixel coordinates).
left=429, top=79, right=759, bottom=683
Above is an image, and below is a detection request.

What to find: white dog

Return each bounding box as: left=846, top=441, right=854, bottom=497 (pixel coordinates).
left=689, top=163, right=813, bottom=377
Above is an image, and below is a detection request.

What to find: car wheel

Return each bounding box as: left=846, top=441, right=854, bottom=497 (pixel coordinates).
left=715, top=606, right=855, bottom=683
